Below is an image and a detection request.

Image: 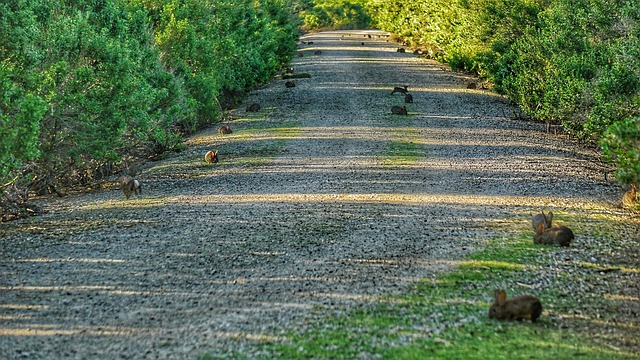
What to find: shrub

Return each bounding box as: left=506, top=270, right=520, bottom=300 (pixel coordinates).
left=601, top=116, right=640, bottom=188
left=371, top=0, right=640, bottom=190
left=0, top=0, right=300, bottom=218
left=301, top=0, right=371, bottom=30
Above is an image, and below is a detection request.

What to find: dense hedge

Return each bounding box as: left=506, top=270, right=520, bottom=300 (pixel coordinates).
left=3, top=0, right=638, bottom=216
left=0, top=0, right=299, bottom=219
left=369, top=0, right=640, bottom=198
left=300, top=0, right=371, bottom=31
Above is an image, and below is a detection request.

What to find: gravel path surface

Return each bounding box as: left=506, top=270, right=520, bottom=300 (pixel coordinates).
left=0, top=30, right=623, bottom=359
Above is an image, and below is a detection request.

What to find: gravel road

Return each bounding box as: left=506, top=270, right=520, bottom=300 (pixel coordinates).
left=0, top=30, right=623, bottom=359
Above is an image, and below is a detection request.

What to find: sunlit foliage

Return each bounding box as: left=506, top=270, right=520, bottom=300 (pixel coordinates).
left=0, top=0, right=299, bottom=214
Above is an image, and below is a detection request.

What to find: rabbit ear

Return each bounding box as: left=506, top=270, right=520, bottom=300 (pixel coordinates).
left=494, top=289, right=507, bottom=305
left=536, top=222, right=546, bottom=235
left=498, top=290, right=507, bottom=304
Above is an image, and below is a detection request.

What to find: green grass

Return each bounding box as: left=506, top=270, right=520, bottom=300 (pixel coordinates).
left=253, top=225, right=639, bottom=359
left=216, top=121, right=302, bottom=168
left=193, top=119, right=638, bottom=360
left=378, top=126, right=427, bottom=166
left=379, top=139, right=423, bottom=165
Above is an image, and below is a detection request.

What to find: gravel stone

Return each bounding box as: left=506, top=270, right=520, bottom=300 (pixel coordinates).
left=0, top=30, right=624, bottom=359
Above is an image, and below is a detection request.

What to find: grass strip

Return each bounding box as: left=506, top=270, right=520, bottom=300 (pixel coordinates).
left=256, top=224, right=639, bottom=359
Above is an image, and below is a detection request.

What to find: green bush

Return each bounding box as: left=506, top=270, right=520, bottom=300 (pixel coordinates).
left=370, top=0, right=640, bottom=190
left=0, top=0, right=299, bottom=213
left=301, top=0, right=371, bottom=30
left=0, top=62, right=46, bottom=180
left=496, top=0, right=640, bottom=140
left=601, top=116, right=640, bottom=187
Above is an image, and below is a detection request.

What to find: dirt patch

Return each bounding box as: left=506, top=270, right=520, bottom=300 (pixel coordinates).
left=0, top=30, right=634, bottom=359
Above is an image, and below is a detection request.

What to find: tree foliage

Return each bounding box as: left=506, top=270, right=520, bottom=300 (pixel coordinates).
left=370, top=0, right=640, bottom=191
left=300, top=0, right=371, bottom=30
left=0, top=0, right=299, bottom=219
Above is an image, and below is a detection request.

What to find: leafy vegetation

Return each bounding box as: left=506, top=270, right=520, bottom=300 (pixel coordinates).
left=368, top=0, right=640, bottom=201
left=298, top=0, right=640, bottom=198
left=300, top=0, right=371, bottom=30
left=0, top=0, right=300, bottom=219
left=3, top=0, right=637, bottom=216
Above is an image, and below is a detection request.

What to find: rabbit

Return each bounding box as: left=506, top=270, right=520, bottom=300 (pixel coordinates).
left=467, top=82, right=477, bottom=89
left=488, top=289, right=542, bottom=323
left=218, top=124, right=232, bottom=134
left=118, top=175, right=141, bottom=200
left=531, top=211, right=553, bottom=231
left=246, top=103, right=261, bottom=112
left=533, top=223, right=574, bottom=247
left=391, top=85, right=408, bottom=95
left=285, top=80, right=296, bottom=88
left=404, top=93, right=413, bottom=103
left=204, top=150, right=219, bottom=164
left=396, top=48, right=406, bottom=53
left=391, top=105, right=408, bottom=115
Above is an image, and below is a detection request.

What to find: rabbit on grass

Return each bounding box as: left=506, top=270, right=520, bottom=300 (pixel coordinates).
left=488, top=289, right=542, bottom=323
left=533, top=223, right=574, bottom=247
left=532, top=211, right=553, bottom=231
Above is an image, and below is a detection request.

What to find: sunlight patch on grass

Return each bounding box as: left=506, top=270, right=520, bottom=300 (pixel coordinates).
left=79, top=197, right=168, bottom=210
left=379, top=139, right=422, bottom=165
left=245, top=213, right=638, bottom=360
left=459, top=259, right=525, bottom=271
left=378, top=127, right=425, bottom=166
left=168, top=193, right=592, bottom=208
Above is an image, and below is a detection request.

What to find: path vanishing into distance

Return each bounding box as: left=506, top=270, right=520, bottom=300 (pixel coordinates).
left=0, top=30, right=623, bottom=358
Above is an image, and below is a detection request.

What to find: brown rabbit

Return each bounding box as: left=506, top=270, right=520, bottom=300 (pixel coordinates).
left=396, top=48, right=406, bottom=53
left=467, top=82, right=477, bottom=89
left=534, top=223, right=574, bottom=247
left=404, top=93, right=413, bottom=103
left=118, top=175, right=142, bottom=200
left=488, top=289, right=542, bottom=323
left=204, top=150, right=219, bottom=164
left=391, top=85, right=408, bottom=95
left=218, top=125, right=232, bottom=134
left=531, top=211, right=553, bottom=231
left=246, top=103, right=261, bottom=112
left=285, top=80, right=296, bottom=88
left=391, top=105, right=408, bottom=115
